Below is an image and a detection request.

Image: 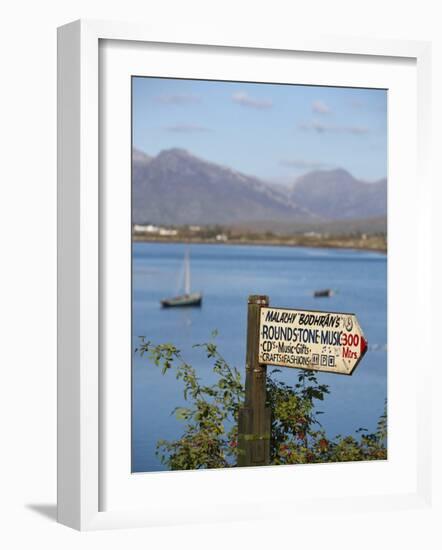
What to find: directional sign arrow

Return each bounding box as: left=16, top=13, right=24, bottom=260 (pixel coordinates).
left=258, top=307, right=368, bottom=375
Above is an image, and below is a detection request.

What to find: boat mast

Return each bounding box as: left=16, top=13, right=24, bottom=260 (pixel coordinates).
left=184, top=248, right=190, bottom=295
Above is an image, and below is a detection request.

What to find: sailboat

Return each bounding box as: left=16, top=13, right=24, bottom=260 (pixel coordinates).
left=160, top=248, right=202, bottom=308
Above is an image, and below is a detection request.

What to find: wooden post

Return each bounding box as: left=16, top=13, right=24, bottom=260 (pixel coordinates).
left=238, top=295, right=271, bottom=467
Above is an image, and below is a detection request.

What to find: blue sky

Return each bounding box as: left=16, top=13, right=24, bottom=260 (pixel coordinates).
left=132, top=77, right=387, bottom=183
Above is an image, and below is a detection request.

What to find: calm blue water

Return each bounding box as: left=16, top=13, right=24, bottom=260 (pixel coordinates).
left=132, top=242, right=387, bottom=472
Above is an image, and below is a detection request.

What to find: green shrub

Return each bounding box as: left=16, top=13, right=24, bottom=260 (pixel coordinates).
left=136, top=334, right=387, bottom=470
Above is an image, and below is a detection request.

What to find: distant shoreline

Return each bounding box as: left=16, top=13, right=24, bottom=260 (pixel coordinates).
left=132, top=235, right=387, bottom=254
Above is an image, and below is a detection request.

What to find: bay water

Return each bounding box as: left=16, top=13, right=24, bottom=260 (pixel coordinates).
left=132, top=242, right=387, bottom=472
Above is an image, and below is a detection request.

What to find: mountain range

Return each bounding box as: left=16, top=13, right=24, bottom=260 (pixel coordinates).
left=132, top=148, right=387, bottom=227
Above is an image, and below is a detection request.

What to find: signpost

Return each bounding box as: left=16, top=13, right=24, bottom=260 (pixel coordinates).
left=237, top=295, right=271, bottom=467
left=259, top=306, right=367, bottom=375
left=238, top=295, right=368, bottom=467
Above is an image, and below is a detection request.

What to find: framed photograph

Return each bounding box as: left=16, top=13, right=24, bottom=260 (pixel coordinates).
left=57, top=20, right=432, bottom=530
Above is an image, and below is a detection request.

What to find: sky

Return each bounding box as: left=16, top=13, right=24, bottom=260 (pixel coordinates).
left=132, top=77, right=387, bottom=184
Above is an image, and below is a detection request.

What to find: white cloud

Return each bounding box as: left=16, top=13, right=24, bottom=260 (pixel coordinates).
left=344, top=125, right=370, bottom=135
left=155, top=93, right=201, bottom=105
left=350, top=99, right=364, bottom=109
left=281, top=158, right=334, bottom=171
left=299, top=120, right=369, bottom=135
left=312, top=100, right=331, bottom=114
left=232, top=91, right=272, bottom=109
left=164, top=123, right=210, bottom=133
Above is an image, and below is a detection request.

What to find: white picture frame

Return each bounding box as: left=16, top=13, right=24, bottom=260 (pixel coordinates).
left=57, top=19, right=433, bottom=531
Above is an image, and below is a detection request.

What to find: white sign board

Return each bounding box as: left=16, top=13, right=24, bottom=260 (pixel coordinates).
left=259, top=307, right=367, bottom=375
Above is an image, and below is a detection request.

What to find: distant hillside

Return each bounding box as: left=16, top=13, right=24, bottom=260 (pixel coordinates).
left=229, top=216, right=387, bottom=236
left=132, top=148, right=317, bottom=225
left=132, top=148, right=387, bottom=226
left=289, top=169, right=387, bottom=220
left=132, top=149, right=153, bottom=164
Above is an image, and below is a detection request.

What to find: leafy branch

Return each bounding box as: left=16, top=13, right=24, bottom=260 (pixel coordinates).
left=136, top=334, right=387, bottom=470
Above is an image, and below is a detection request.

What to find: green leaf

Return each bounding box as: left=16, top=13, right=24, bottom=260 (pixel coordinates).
left=173, top=407, right=191, bottom=420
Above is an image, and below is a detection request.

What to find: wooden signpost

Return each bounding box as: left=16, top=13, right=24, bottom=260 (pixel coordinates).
left=238, top=295, right=271, bottom=467
left=238, top=295, right=368, bottom=467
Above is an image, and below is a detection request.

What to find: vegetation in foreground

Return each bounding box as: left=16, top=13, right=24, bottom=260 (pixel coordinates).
left=137, top=334, right=387, bottom=470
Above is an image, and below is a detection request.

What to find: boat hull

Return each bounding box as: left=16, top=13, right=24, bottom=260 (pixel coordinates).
left=314, top=289, right=334, bottom=298
left=161, top=292, right=203, bottom=308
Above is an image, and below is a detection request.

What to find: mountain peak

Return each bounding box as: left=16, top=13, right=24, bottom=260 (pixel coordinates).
left=156, top=148, right=193, bottom=159
left=290, top=168, right=386, bottom=220
left=327, top=167, right=353, bottom=178
left=132, top=148, right=152, bottom=164
left=294, top=167, right=354, bottom=186
left=132, top=148, right=386, bottom=224
left=132, top=147, right=317, bottom=225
